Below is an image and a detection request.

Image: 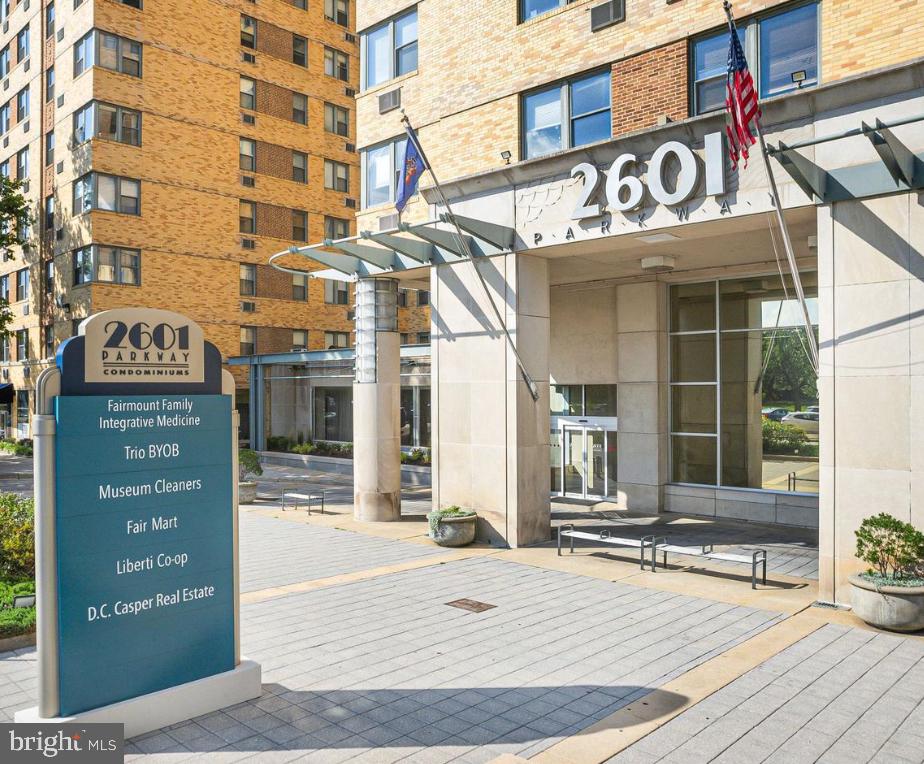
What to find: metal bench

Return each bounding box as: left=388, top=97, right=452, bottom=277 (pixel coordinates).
left=557, top=524, right=660, bottom=571
left=281, top=489, right=325, bottom=514
left=557, top=525, right=768, bottom=589
left=651, top=542, right=767, bottom=589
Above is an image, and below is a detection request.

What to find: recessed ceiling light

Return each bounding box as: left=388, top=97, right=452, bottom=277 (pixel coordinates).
left=637, top=232, right=680, bottom=244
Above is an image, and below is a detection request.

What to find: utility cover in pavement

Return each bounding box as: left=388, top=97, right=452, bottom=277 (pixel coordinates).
left=446, top=599, right=496, bottom=613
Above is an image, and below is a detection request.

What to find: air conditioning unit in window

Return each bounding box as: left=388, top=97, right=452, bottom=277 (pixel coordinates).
left=56, top=161, right=63, bottom=174
left=23, top=60, right=30, bottom=73
left=240, top=301, right=256, bottom=313
left=344, top=33, right=356, bottom=44
left=2, top=137, right=6, bottom=149
left=344, top=198, right=356, bottom=209
left=57, top=28, right=64, bottom=42
left=21, top=181, right=29, bottom=193
left=241, top=238, right=255, bottom=249
left=344, top=87, right=356, bottom=98
left=345, top=142, right=356, bottom=153
left=56, top=228, right=64, bottom=241
left=242, top=113, right=255, bottom=125
left=22, top=0, right=29, bottom=10
left=590, top=0, right=626, bottom=31
left=378, top=88, right=401, bottom=114
left=2, top=79, right=8, bottom=91
left=22, top=304, right=28, bottom=316
left=241, top=175, right=255, bottom=187
left=57, top=94, right=64, bottom=107
left=242, top=52, right=256, bottom=64
left=291, top=345, right=307, bottom=352
left=2, top=21, right=8, bottom=34
left=346, top=310, right=355, bottom=321
left=22, top=120, right=29, bottom=133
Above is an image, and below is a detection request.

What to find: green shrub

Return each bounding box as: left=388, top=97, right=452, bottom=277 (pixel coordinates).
left=0, top=493, right=34, bottom=580
left=401, top=448, right=431, bottom=465
left=762, top=420, right=809, bottom=455
left=238, top=449, right=263, bottom=482
left=266, top=436, right=292, bottom=452
left=291, top=442, right=316, bottom=455
left=427, top=505, right=475, bottom=536
left=855, top=513, right=924, bottom=582
left=0, top=605, right=35, bottom=639
left=0, top=439, right=32, bottom=456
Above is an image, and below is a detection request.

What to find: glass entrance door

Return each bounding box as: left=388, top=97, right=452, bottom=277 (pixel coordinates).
left=562, top=426, right=611, bottom=500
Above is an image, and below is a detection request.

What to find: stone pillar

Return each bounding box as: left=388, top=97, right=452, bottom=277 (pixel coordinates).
left=615, top=281, right=669, bottom=512
left=353, top=278, right=402, bottom=522
left=431, top=253, right=550, bottom=547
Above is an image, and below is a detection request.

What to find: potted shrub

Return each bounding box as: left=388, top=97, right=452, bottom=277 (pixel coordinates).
left=238, top=449, right=263, bottom=505
left=427, top=506, right=477, bottom=547
left=850, top=513, right=924, bottom=632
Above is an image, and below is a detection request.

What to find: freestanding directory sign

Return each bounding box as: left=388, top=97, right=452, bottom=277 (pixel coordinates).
left=16, top=309, right=261, bottom=737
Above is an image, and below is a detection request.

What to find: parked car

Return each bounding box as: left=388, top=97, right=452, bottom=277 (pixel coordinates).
left=781, top=410, right=819, bottom=434
left=762, top=407, right=789, bottom=422
left=806, top=405, right=819, bottom=413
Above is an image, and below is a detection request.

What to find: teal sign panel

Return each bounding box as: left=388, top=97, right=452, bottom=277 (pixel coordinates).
left=54, top=394, right=235, bottom=716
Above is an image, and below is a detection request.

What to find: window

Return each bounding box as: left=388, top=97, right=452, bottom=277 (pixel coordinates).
left=119, top=0, right=142, bottom=8
left=45, top=67, right=54, bottom=102
left=292, top=151, right=307, bottom=183
left=16, top=86, right=29, bottom=122
left=324, top=103, right=349, bottom=137
left=100, top=103, right=141, bottom=145
left=551, top=384, right=617, bottom=416
left=361, top=136, right=407, bottom=207
left=75, top=30, right=141, bottom=77
left=292, top=210, right=308, bottom=242
left=417, top=332, right=430, bottom=344
left=324, top=160, right=349, bottom=193
left=0, top=274, right=7, bottom=302
left=292, top=0, right=307, bottom=9
left=240, top=326, right=256, bottom=355
left=45, top=4, right=54, bottom=37
left=292, top=273, right=308, bottom=301
left=325, top=216, right=349, bottom=240
left=0, top=46, right=8, bottom=79
left=44, top=196, right=53, bottom=231
left=363, top=8, right=417, bottom=88
left=73, top=173, right=141, bottom=215
left=324, top=331, right=349, bottom=349
left=16, top=25, right=28, bottom=62
left=44, top=132, right=53, bottom=167
left=0, top=160, right=8, bottom=178
left=239, top=263, right=255, bottom=296
left=292, top=93, right=307, bottom=124
left=239, top=200, right=255, bottom=233
left=44, top=324, right=54, bottom=358
left=16, top=268, right=28, bottom=302
left=293, top=35, right=307, bottom=66
left=397, top=289, right=408, bottom=308
left=314, top=386, right=352, bottom=440
left=15, top=147, right=27, bottom=180
left=324, top=280, right=348, bottom=305
left=240, top=15, right=256, bottom=48
left=0, top=104, right=8, bottom=135
left=15, top=389, right=28, bottom=422
left=240, top=138, right=255, bottom=171
left=669, top=275, right=819, bottom=493
left=44, top=260, right=53, bottom=294
left=523, top=69, right=610, bottom=159
left=292, top=329, right=308, bottom=350
left=324, top=47, right=349, bottom=82
left=417, top=289, right=429, bottom=306
left=73, top=245, right=141, bottom=285
left=692, top=2, right=819, bottom=114
left=520, top=0, right=567, bottom=21
left=325, top=0, right=348, bottom=26
left=73, top=102, right=92, bottom=143
left=239, top=77, right=255, bottom=110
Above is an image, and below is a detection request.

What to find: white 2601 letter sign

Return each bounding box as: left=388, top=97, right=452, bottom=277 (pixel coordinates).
left=571, top=132, right=726, bottom=220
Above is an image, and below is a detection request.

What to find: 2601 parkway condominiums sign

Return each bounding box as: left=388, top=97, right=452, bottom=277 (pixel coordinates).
left=55, top=393, right=233, bottom=715
left=16, top=308, right=260, bottom=734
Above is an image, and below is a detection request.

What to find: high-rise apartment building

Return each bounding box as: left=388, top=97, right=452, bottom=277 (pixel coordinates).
left=0, top=0, right=364, bottom=437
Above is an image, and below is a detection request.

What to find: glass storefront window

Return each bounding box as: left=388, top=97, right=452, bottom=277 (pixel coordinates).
left=670, top=275, right=818, bottom=494
left=551, top=384, right=583, bottom=416
left=585, top=385, right=617, bottom=417
left=314, top=387, right=353, bottom=442
left=419, top=388, right=431, bottom=447
left=400, top=387, right=414, bottom=447
left=550, top=429, right=561, bottom=492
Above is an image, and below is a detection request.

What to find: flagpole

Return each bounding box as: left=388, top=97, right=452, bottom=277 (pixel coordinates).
left=400, top=113, right=541, bottom=402
left=722, top=0, right=819, bottom=374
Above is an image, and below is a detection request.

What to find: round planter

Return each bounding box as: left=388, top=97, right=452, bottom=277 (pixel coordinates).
left=430, top=514, right=477, bottom=547
left=849, top=575, right=924, bottom=633
left=238, top=481, right=258, bottom=505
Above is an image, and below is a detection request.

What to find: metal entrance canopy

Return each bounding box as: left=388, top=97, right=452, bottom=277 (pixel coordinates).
left=269, top=213, right=517, bottom=282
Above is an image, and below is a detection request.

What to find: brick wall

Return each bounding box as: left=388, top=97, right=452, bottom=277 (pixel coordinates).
left=255, top=263, right=295, bottom=300
left=611, top=40, right=687, bottom=136
left=255, top=141, right=294, bottom=181
left=255, top=201, right=296, bottom=241
left=256, top=19, right=296, bottom=63
left=256, top=326, right=294, bottom=354
left=255, top=79, right=298, bottom=122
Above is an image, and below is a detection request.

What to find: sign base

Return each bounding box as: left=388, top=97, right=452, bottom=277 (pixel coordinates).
left=15, top=659, right=262, bottom=739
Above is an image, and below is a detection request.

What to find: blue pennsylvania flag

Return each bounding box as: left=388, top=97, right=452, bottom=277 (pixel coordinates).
left=395, top=127, right=428, bottom=214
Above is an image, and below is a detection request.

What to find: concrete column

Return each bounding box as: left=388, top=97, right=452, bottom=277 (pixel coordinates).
left=353, top=278, right=402, bottom=522
left=431, top=253, right=550, bottom=547
left=817, top=194, right=919, bottom=605
left=615, top=281, right=669, bottom=512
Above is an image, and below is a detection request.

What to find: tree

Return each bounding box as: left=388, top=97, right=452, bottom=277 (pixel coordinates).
left=0, top=175, right=31, bottom=340
left=761, top=329, right=817, bottom=410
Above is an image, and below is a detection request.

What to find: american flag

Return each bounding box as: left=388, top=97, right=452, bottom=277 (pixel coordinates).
left=725, top=15, right=761, bottom=169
